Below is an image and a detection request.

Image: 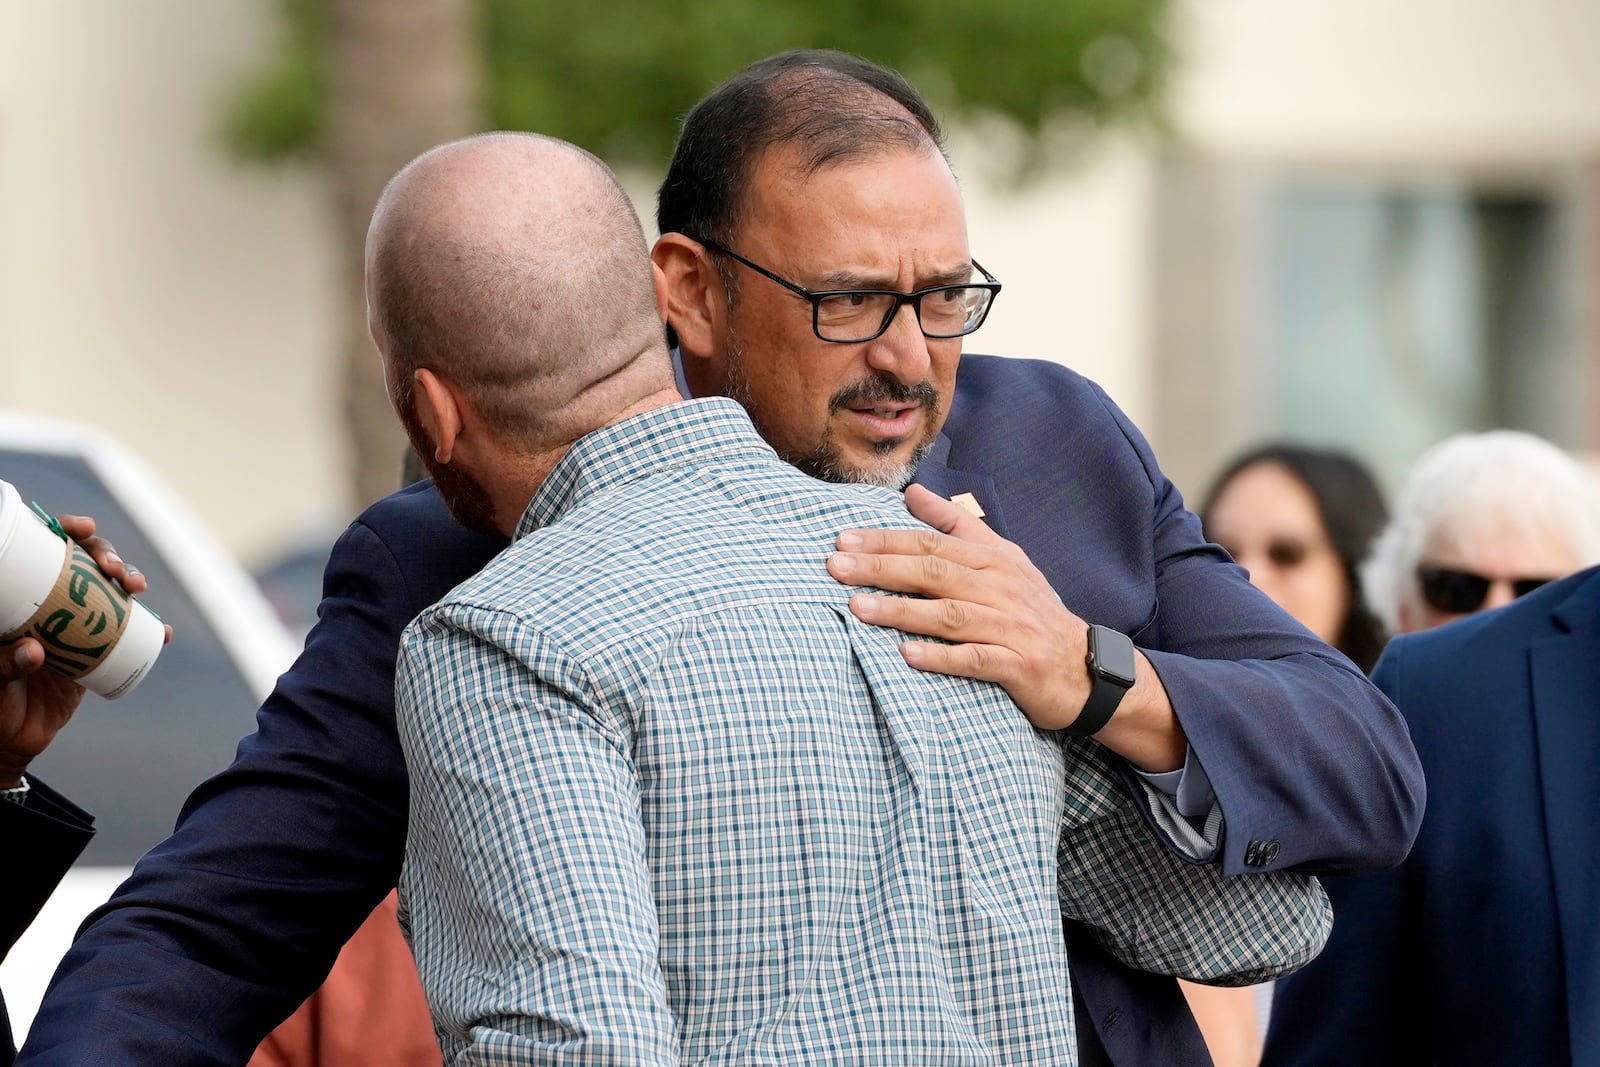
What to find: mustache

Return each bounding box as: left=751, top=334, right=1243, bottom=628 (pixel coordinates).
left=829, top=375, right=939, bottom=414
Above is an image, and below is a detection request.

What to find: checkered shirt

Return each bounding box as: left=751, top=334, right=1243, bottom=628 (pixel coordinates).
left=397, top=398, right=1329, bottom=1066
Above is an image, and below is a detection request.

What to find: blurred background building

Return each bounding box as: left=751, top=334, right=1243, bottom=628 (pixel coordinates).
left=1, top=0, right=1596, bottom=625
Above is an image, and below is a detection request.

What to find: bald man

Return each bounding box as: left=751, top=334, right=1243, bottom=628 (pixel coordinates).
left=371, top=133, right=1327, bottom=1064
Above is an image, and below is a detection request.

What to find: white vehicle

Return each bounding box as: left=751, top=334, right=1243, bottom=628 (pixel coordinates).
left=0, top=408, right=299, bottom=1042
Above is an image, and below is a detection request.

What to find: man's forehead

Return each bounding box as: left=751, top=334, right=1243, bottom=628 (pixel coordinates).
left=735, top=143, right=969, bottom=268
left=754, top=138, right=948, bottom=192
left=739, top=141, right=962, bottom=237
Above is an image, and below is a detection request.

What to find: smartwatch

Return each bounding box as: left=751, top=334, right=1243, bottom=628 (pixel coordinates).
left=1065, top=624, right=1136, bottom=737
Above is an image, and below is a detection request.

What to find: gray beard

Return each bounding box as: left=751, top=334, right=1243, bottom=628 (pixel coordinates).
left=723, top=335, right=935, bottom=491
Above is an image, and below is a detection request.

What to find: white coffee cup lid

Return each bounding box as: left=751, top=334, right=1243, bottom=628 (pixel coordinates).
left=0, top=479, right=71, bottom=636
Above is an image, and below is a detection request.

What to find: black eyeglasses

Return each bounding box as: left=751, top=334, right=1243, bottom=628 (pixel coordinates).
left=693, top=236, right=1001, bottom=344
left=1415, top=565, right=1555, bottom=615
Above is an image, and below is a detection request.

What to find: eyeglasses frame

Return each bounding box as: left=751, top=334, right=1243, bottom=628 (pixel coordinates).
left=692, top=235, right=1001, bottom=344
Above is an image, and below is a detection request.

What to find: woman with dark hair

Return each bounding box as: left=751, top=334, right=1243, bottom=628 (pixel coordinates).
left=1178, top=443, right=1390, bottom=1066
left=1200, top=443, right=1390, bottom=673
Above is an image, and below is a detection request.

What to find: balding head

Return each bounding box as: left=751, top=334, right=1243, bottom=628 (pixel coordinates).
left=367, top=132, right=672, bottom=454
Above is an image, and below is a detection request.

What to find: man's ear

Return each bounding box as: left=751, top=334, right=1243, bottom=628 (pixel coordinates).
left=651, top=260, right=671, bottom=323
left=412, top=368, right=465, bottom=464
left=652, top=233, right=720, bottom=360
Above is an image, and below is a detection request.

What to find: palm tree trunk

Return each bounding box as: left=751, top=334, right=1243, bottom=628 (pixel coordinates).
left=328, top=0, right=481, bottom=508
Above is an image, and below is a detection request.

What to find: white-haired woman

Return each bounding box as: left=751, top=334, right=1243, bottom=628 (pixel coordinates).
left=1363, top=430, right=1600, bottom=634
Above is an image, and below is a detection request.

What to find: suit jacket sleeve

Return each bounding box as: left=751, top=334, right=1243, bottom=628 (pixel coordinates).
left=1, top=781, right=94, bottom=963
left=1088, top=385, right=1424, bottom=876
left=2, top=780, right=93, bottom=1067
left=20, top=498, right=501, bottom=1067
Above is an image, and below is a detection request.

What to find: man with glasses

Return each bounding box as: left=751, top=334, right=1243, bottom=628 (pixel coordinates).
left=1266, top=430, right=1600, bottom=1065
left=652, top=50, right=1423, bottom=1060
left=21, top=51, right=1422, bottom=1067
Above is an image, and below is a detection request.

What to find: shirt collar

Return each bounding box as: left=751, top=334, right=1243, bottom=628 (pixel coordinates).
left=514, top=397, right=777, bottom=539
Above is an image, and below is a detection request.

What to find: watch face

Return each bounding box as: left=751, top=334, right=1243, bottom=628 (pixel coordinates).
left=1089, top=625, right=1137, bottom=687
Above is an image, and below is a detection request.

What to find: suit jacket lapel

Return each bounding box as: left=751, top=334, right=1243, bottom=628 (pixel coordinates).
left=1530, top=577, right=1600, bottom=1062
left=913, top=436, right=1010, bottom=539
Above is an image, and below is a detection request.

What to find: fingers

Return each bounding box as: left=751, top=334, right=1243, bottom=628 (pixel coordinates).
left=54, top=513, right=96, bottom=541
left=832, top=490, right=1019, bottom=589
left=847, top=584, right=1021, bottom=685
left=902, top=484, right=1005, bottom=548
left=832, top=525, right=998, bottom=581
left=0, top=638, right=45, bottom=680
left=828, top=546, right=976, bottom=598
left=896, top=636, right=1015, bottom=685
left=848, top=589, right=1014, bottom=647
left=57, top=513, right=146, bottom=594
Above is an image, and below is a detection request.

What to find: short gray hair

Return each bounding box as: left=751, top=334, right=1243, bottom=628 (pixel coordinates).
left=1361, top=430, right=1600, bottom=632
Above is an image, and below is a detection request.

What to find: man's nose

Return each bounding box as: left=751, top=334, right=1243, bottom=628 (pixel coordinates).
left=1482, top=580, right=1518, bottom=611
left=863, top=303, right=932, bottom=385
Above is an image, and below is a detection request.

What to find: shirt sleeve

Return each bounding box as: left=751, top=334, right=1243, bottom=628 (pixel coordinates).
left=1055, top=737, right=1331, bottom=985
left=1130, top=748, right=1221, bottom=859
left=397, top=605, right=680, bottom=1066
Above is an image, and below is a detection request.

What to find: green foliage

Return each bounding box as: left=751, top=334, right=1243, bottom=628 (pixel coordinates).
left=225, top=0, right=1170, bottom=169
left=220, top=0, right=327, bottom=162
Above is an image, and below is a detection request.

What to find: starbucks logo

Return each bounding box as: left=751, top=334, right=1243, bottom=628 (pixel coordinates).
left=28, top=541, right=132, bottom=678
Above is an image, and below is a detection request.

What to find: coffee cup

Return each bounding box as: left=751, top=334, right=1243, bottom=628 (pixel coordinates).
left=0, top=478, right=165, bottom=699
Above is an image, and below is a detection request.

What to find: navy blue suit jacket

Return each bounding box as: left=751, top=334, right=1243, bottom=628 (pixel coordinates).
left=21, top=356, right=1423, bottom=1066
left=1265, top=564, right=1600, bottom=1066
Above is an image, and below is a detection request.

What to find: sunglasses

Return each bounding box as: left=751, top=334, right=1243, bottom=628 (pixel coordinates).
left=1415, top=566, right=1555, bottom=615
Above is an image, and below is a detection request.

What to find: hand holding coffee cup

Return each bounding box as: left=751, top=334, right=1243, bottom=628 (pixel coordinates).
left=0, top=480, right=169, bottom=699
left=0, top=501, right=170, bottom=787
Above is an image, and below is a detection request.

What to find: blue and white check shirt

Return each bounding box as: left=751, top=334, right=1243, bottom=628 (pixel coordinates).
left=397, top=398, right=1329, bottom=1065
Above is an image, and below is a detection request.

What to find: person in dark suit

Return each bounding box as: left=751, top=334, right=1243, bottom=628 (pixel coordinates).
left=1264, top=562, right=1600, bottom=1065
left=1, top=516, right=151, bottom=1066
left=20, top=51, right=1423, bottom=1067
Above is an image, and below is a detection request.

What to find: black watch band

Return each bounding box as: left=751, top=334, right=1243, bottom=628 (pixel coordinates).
left=1065, top=624, right=1136, bottom=737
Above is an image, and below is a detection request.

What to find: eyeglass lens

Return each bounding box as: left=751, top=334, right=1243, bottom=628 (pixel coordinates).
left=816, top=287, right=993, bottom=343
left=1416, top=566, right=1555, bottom=614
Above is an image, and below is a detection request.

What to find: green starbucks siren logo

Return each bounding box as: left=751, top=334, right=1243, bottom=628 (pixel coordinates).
left=31, top=540, right=133, bottom=678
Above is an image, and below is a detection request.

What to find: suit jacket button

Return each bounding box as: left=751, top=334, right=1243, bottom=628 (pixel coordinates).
left=1262, top=840, right=1282, bottom=864
left=1244, top=842, right=1263, bottom=867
